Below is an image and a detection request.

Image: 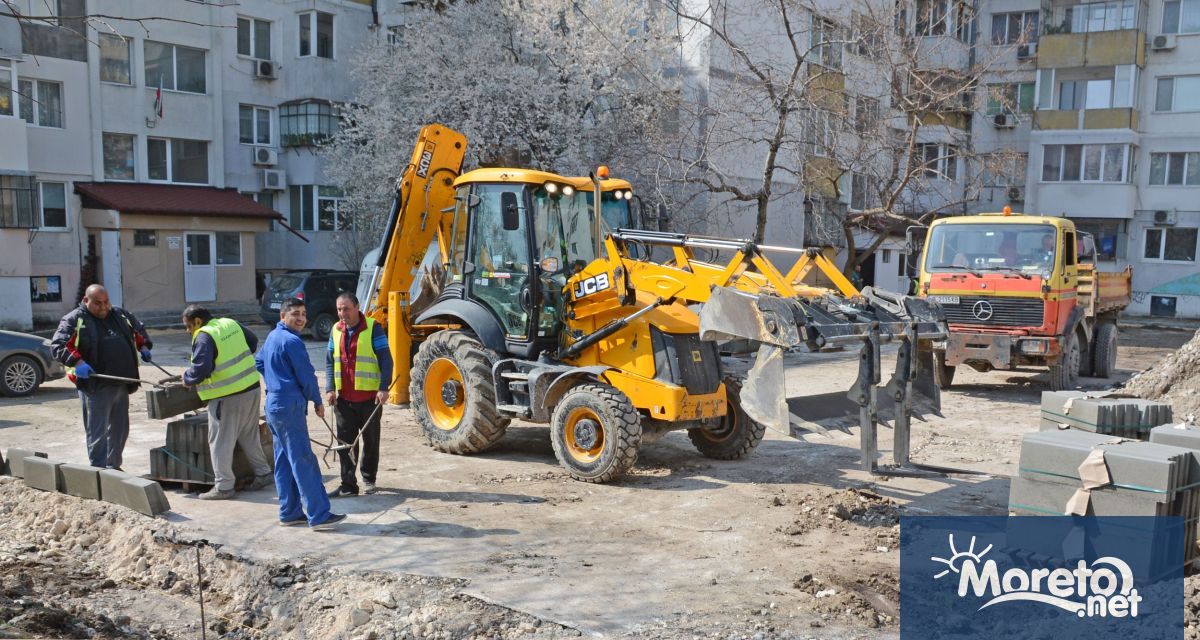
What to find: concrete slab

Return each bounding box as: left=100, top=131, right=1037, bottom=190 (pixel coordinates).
left=120, top=477, right=170, bottom=516
left=22, top=457, right=64, bottom=493
left=4, top=448, right=47, bottom=478
left=59, top=463, right=103, bottom=500
left=98, top=469, right=132, bottom=504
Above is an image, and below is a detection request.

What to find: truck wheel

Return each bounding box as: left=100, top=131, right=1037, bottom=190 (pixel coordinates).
left=934, top=352, right=956, bottom=388
left=1092, top=323, right=1119, bottom=378
left=410, top=330, right=510, bottom=454
left=1048, top=332, right=1081, bottom=391
left=550, top=383, right=641, bottom=483
left=688, top=376, right=766, bottom=460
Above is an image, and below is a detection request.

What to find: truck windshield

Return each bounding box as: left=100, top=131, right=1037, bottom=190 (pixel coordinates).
left=924, top=223, right=1057, bottom=273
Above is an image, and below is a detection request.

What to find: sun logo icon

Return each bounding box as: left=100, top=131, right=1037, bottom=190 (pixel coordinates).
left=931, top=534, right=993, bottom=580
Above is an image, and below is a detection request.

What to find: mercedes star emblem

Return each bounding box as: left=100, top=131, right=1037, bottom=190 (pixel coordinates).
left=972, top=300, right=994, bottom=321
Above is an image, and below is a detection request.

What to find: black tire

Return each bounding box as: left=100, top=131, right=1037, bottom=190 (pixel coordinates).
left=1049, top=332, right=1081, bottom=391
left=0, top=355, right=42, bottom=397
left=934, top=351, right=956, bottom=389
left=410, top=331, right=510, bottom=454
left=687, top=376, right=766, bottom=460
left=550, top=383, right=642, bottom=483
left=311, top=313, right=336, bottom=341
left=1092, top=323, right=1119, bottom=378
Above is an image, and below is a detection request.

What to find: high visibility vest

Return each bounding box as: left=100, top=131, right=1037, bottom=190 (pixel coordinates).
left=331, top=317, right=381, bottom=392
left=193, top=318, right=260, bottom=401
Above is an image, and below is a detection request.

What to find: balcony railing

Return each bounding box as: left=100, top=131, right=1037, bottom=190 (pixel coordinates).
left=1045, top=0, right=1148, bottom=35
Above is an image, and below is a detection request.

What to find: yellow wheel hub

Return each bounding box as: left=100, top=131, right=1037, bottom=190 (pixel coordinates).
left=564, top=407, right=605, bottom=463
left=425, top=357, right=466, bottom=431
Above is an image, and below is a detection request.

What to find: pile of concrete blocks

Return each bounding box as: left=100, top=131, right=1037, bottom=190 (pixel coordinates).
left=145, top=384, right=203, bottom=419
left=2, top=447, right=169, bottom=517
left=148, top=413, right=272, bottom=486
left=1039, top=390, right=1173, bottom=439
left=1010, top=429, right=1200, bottom=567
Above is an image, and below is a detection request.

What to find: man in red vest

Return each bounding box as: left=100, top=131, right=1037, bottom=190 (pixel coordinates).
left=324, top=292, right=392, bottom=497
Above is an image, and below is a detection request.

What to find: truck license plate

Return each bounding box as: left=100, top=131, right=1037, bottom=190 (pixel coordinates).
left=928, top=295, right=960, bottom=305
left=269, top=302, right=281, bottom=309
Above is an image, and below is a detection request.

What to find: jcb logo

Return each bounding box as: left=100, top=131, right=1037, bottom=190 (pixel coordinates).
left=416, top=143, right=436, bottom=178
left=573, top=273, right=611, bottom=298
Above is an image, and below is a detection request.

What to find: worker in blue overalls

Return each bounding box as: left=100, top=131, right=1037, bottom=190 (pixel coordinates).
left=255, top=297, right=346, bottom=530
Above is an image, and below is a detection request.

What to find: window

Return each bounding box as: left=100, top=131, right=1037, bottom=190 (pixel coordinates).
left=854, top=96, right=880, bottom=134
left=0, top=60, right=14, bottom=117
left=810, top=15, right=843, bottom=69
left=1151, top=295, right=1177, bottom=317
left=216, top=232, right=241, bottom=265
left=237, top=17, right=271, bottom=60
left=1052, top=1, right=1135, bottom=34
left=1144, top=227, right=1198, bottom=262
left=1163, top=0, right=1200, bottom=33
left=239, top=105, right=272, bottom=145
left=991, top=11, right=1039, bottom=44
left=1045, top=67, right=1135, bottom=110
left=38, top=182, right=66, bottom=229
left=17, top=79, right=63, bottom=128
left=1074, top=220, right=1121, bottom=261
left=882, top=249, right=892, bottom=263
left=851, top=12, right=883, bottom=59
left=144, top=41, right=206, bottom=94
left=1156, top=76, right=1200, bottom=111
left=254, top=192, right=276, bottom=231
left=0, top=175, right=37, bottom=228
left=147, top=138, right=209, bottom=184
left=804, top=109, right=835, bottom=157
left=850, top=172, right=877, bottom=211
left=102, top=133, right=136, bottom=181
left=279, top=99, right=338, bottom=147
left=1042, top=144, right=1128, bottom=182
left=299, top=11, right=334, bottom=58
left=1149, top=152, right=1200, bottom=185
left=915, top=143, right=958, bottom=180
left=134, top=230, right=156, bottom=246
left=986, top=83, right=1035, bottom=115
left=99, top=33, right=132, bottom=84
left=979, top=152, right=1028, bottom=186
left=288, top=185, right=345, bottom=230
left=917, top=0, right=949, bottom=35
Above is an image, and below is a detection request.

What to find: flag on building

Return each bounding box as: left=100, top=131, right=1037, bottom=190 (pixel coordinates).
left=154, top=75, right=163, bottom=119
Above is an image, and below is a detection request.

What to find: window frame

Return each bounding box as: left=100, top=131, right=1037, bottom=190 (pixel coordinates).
left=915, top=143, right=959, bottom=181
left=99, top=33, right=133, bottom=86
left=1162, top=0, right=1200, bottom=34
left=1041, top=143, right=1130, bottom=183
left=986, top=82, right=1036, bottom=115
left=1155, top=75, right=1200, bottom=113
left=278, top=99, right=338, bottom=147
left=0, top=60, right=17, bottom=119
left=1148, top=151, right=1200, bottom=186
left=1143, top=226, right=1199, bottom=263
left=991, top=10, right=1040, bottom=45
left=236, top=16, right=272, bottom=60
left=133, top=229, right=157, bottom=247
left=102, top=132, right=137, bottom=181
left=288, top=185, right=346, bottom=231
left=17, top=78, right=64, bottom=128
left=215, top=231, right=242, bottom=266
left=37, top=181, right=68, bottom=230
left=146, top=137, right=210, bottom=185
left=143, top=40, right=207, bottom=95
left=298, top=11, right=335, bottom=59
left=238, top=104, right=274, bottom=146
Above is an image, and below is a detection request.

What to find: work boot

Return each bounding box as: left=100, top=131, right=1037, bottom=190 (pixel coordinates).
left=249, top=474, right=274, bottom=491
left=311, top=513, right=347, bottom=531
left=327, top=486, right=358, bottom=498
left=363, top=482, right=377, bottom=495
left=198, top=487, right=235, bottom=500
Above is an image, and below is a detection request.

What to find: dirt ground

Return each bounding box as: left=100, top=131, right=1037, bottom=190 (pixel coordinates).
left=0, top=323, right=1195, bottom=639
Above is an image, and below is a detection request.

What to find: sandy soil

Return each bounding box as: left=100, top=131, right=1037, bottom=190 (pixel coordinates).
left=0, top=323, right=1194, bottom=638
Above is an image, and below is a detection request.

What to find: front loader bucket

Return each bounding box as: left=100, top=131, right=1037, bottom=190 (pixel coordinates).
left=700, top=285, right=949, bottom=472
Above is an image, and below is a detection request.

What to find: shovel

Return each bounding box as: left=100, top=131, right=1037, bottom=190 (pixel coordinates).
left=89, top=372, right=170, bottom=388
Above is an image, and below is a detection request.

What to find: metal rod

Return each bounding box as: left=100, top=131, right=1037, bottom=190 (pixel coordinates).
left=197, top=546, right=207, bottom=640
left=90, top=373, right=168, bottom=388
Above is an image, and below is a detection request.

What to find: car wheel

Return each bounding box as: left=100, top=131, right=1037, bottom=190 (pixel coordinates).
left=0, top=355, right=43, bottom=397
left=312, top=313, right=336, bottom=341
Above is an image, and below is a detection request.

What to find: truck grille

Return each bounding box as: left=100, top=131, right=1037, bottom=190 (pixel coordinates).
left=650, top=328, right=722, bottom=395
left=940, top=296, right=1045, bottom=327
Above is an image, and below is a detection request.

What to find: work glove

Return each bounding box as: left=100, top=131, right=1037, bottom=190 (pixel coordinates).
left=75, top=362, right=93, bottom=379
left=140, top=348, right=153, bottom=363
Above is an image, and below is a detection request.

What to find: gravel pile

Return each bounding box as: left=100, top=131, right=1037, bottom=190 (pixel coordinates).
left=1123, top=329, right=1200, bottom=422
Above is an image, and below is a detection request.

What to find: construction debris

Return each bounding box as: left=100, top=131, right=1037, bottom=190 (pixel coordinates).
left=1123, top=328, right=1200, bottom=421
left=1039, top=390, right=1173, bottom=438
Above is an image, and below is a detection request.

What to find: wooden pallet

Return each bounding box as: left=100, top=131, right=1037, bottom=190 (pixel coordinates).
left=144, top=475, right=213, bottom=494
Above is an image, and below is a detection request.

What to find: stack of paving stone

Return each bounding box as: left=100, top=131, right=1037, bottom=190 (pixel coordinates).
left=1039, top=390, right=1173, bottom=439
left=2, top=447, right=169, bottom=516
left=1010, top=429, right=1200, bottom=568
left=145, top=383, right=203, bottom=419
left=148, top=413, right=272, bottom=486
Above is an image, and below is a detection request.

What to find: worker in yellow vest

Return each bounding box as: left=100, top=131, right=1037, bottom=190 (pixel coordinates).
left=324, top=292, right=392, bottom=497
left=182, top=305, right=274, bottom=500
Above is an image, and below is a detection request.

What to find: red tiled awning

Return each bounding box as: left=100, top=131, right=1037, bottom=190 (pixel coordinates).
left=74, top=182, right=284, bottom=220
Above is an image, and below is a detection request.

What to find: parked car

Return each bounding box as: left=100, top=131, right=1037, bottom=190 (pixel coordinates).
left=0, top=330, right=66, bottom=397
left=260, top=270, right=357, bottom=341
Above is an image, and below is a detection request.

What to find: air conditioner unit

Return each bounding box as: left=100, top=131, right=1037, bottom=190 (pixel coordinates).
left=254, top=147, right=278, bottom=166
left=1153, top=209, right=1177, bottom=225
left=993, top=113, right=1016, bottom=129
left=1152, top=34, right=1177, bottom=51
left=255, top=60, right=279, bottom=79
left=1007, top=186, right=1024, bottom=202
left=1016, top=43, right=1037, bottom=59
left=261, top=169, right=286, bottom=191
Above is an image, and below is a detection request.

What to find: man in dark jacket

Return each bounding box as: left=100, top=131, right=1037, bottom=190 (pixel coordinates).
left=50, top=284, right=153, bottom=469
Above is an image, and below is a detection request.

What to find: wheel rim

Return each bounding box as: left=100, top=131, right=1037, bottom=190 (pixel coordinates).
left=699, top=405, right=739, bottom=444
left=318, top=317, right=333, bottom=335
left=563, top=407, right=606, bottom=463
left=5, top=360, right=36, bottom=393
left=424, top=358, right=466, bottom=430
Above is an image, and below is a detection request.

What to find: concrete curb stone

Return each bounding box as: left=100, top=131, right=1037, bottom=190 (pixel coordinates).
left=23, top=458, right=64, bottom=492
left=4, top=448, right=47, bottom=478
left=59, top=463, right=103, bottom=500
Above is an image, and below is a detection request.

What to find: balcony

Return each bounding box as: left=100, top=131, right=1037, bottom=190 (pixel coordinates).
left=1034, top=107, right=1138, bottom=129
left=1044, top=0, right=1148, bottom=35
left=1038, top=29, right=1145, bottom=68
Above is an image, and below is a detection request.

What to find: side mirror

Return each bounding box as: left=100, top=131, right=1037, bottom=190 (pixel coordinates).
left=500, top=192, right=520, bottom=231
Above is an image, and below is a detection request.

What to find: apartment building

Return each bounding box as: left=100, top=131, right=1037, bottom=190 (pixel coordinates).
left=0, top=0, right=388, bottom=330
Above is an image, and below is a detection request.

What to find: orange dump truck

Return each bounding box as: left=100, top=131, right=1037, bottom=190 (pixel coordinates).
left=913, top=210, right=1131, bottom=390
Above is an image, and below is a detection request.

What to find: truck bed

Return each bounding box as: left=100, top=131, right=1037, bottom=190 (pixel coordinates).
left=1076, top=264, right=1132, bottom=317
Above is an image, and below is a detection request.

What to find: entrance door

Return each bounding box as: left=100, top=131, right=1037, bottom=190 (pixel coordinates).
left=466, top=184, right=532, bottom=340
left=184, top=232, right=217, bottom=302
left=99, top=230, right=123, bottom=307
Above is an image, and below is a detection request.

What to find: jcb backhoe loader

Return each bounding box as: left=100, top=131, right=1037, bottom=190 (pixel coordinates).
left=360, top=124, right=947, bottom=482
